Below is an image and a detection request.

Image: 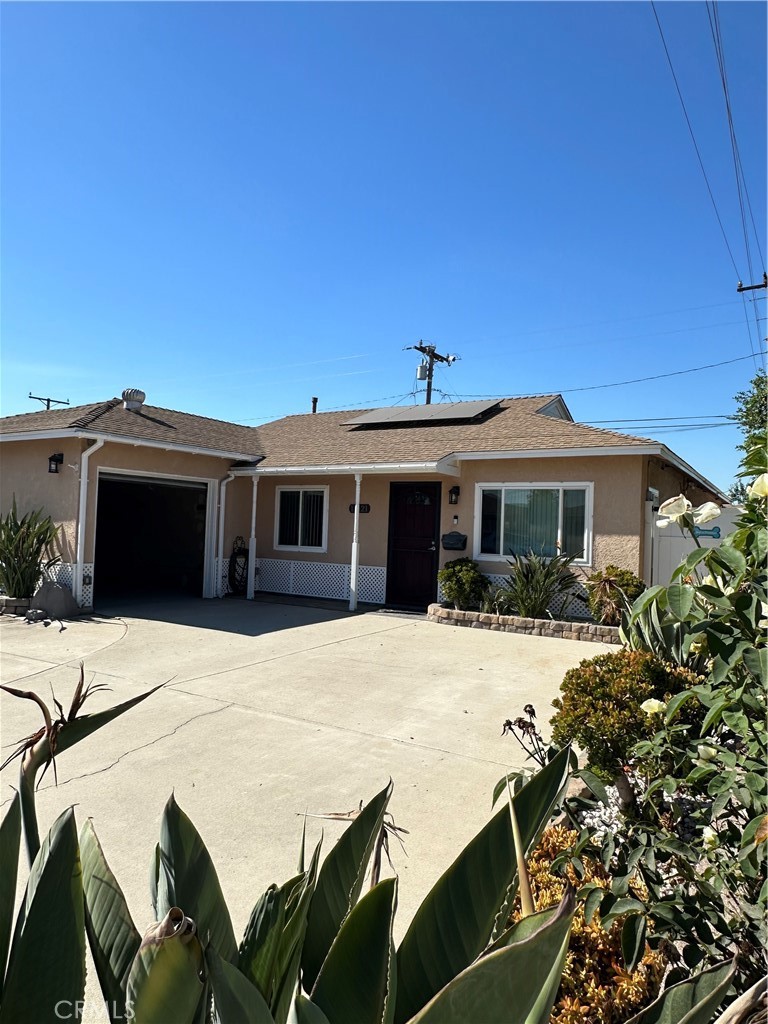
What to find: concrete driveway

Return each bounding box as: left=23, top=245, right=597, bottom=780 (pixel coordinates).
left=0, top=597, right=607, bottom=942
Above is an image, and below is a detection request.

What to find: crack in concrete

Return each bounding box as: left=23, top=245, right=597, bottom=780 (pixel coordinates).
left=0, top=703, right=231, bottom=806
left=169, top=685, right=517, bottom=771
left=168, top=620, right=415, bottom=687
left=0, top=617, right=130, bottom=685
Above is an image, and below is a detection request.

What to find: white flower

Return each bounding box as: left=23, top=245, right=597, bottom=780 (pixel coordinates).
left=640, top=698, right=666, bottom=716
left=697, top=744, right=718, bottom=762
left=748, top=473, right=768, bottom=498
left=657, top=494, right=692, bottom=528
left=692, top=502, right=721, bottom=524
left=702, top=826, right=718, bottom=851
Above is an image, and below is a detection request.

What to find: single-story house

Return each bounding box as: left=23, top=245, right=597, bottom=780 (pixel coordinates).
left=0, top=389, right=726, bottom=611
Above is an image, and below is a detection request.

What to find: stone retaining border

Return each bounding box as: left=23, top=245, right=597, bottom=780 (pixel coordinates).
left=427, top=603, right=621, bottom=644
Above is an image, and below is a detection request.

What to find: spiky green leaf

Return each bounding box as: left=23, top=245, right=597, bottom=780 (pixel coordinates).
left=395, top=746, right=570, bottom=1024
left=239, top=885, right=286, bottom=1002
left=312, top=877, right=397, bottom=1024
left=206, top=944, right=275, bottom=1024
left=407, top=888, right=575, bottom=1024
left=126, top=909, right=204, bottom=1024
left=302, top=780, right=393, bottom=989
left=0, top=808, right=85, bottom=1024
left=80, top=818, right=141, bottom=1024
left=0, top=794, right=21, bottom=998
left=287, top=993, right=330, bottom=1024
left=158, top=794, right=238, bottom=963
left=624, top=959, right=735, bottom=1024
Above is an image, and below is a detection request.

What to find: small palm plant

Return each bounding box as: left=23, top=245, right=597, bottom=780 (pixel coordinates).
left=499, top=550, right=580, bottom=619
left=0, top=499, right=60, bottom=598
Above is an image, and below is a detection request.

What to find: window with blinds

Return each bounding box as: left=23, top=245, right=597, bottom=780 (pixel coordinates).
left=477, top=484, right=590, bottom=563
left=276, top=487, right=327, bottom=551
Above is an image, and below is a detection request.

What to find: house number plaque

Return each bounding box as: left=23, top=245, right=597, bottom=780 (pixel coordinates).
left=349, top=504, right=371, bottom=513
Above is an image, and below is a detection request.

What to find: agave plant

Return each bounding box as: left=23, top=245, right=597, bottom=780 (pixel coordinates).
left=500, top=550, right=580, bottom=620
left=0, top=499, right=61, bottom=599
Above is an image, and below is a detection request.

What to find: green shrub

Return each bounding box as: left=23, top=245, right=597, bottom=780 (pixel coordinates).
left=586, top=564, right=645, bottom=625
left=0, top=499, right=60, bottom=598
left=500, top=550, right=580, bottom=619
left=550, top=650, right=700, bottom=783
left=437, top=556, right=490, bottom=609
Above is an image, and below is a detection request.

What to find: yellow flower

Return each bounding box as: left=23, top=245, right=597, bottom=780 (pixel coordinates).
left=749, top=473, right=768, bottom=498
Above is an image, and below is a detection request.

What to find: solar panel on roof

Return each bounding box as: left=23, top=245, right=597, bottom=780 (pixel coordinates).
left=341, top=399, right=501, bottom=427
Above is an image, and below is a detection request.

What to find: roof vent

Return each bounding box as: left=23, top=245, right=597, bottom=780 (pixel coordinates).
left=122, top=388, right=146, bottom=410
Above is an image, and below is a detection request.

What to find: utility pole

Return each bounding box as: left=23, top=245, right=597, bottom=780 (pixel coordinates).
left=29, top=392, right=70, bottom=411
left=736, top=272, right=767, bottom=294
left=405, top=341, right=458, bottom=404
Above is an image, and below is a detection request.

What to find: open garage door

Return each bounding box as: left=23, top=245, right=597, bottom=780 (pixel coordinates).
left=94, top=473, right=210, bottom=604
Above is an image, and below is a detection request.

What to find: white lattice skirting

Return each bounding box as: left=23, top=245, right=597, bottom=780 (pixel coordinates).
left=45, top=563, right=74, bottom=590
left=256, top=558, right=387, bottom=604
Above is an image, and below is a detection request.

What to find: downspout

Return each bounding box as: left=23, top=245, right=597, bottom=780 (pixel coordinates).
left=349, top=473, right=362, bottom=611
left=217, top=473, right=235, bottom=598
left=74, top=438, right=105, bottom=606
left=247, top=476, right=259, bottom=600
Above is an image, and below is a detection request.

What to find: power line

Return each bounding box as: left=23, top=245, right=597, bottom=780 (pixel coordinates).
left=451, top=350, right=767, bottom=399
left=705, top=0, right=765, bottom=371
left=707, top=2, right=766, bottom=271
left=651, top=1, right=742, bottom=278
left=585, top=414, right=730, bottom=423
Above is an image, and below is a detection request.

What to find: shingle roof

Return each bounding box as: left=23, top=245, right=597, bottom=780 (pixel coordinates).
left=0, top=394, right=657, bottom=466
left=0, top=398, right=264, bottom=459
left=253, top=396, right=655, bottom=467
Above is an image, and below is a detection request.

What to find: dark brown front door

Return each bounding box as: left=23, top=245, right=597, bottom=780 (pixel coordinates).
left=386, top=482, right=441, bottom=608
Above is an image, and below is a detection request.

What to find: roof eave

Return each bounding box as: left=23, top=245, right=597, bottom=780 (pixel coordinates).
left=0, top=428, right=263, bottom=464
left=235, top=457, right=461, bottom=478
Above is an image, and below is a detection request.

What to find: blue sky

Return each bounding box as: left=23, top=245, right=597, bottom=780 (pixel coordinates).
left=2, top=1, right=765, bottom=491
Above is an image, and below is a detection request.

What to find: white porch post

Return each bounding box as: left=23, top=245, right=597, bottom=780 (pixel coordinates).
left=247, top=476, right=259, bottom=599
left=349, top=472, right=362, bottom=611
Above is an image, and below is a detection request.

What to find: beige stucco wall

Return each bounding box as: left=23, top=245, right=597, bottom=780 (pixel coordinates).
left=252, top=473, right=455, bottom=566
left=2, top=437, right=706, bottom=601
left=0, top=439, right=83, bottom=561
left=451, top=455, right=645, bottom=575
left=250, top=453, right=648, bottom=578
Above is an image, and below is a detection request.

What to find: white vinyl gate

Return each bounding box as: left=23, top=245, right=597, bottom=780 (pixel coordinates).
left=644, top=501, right=742, bottom=585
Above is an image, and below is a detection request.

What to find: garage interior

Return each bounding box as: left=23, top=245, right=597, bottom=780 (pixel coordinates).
left=94, top=474, right=209, bottom=604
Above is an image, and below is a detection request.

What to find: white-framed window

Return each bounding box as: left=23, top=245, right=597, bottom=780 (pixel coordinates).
left=473, top=482, right=593, bottom=564
left=275, top=486, right=329, bottom=552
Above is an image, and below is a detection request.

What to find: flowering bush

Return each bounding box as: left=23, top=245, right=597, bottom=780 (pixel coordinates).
left=583, top=456, right=768, bottom=991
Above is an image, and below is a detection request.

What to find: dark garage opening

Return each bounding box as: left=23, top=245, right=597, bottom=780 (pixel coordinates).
left=94, top=474, right=208, bottom=604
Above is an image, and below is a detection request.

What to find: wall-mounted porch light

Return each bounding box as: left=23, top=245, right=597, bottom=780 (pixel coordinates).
left=48, top=453, right=64, bottom=474
left=448, top=485, right=461, bottom=505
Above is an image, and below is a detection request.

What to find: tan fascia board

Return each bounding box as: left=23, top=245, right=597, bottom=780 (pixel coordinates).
left=0, top=429, right=262, bottom=464
left=452, top=444, right=729, bottom=502
left=234, top=457, right=461, bottom=478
